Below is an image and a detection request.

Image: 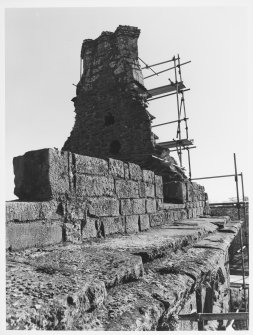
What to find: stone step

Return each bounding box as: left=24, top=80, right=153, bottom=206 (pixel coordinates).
left=6, top=218, right=241, bottom=330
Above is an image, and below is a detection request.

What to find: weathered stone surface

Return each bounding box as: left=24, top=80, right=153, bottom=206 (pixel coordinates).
left=115, top=180, right=139, bottom=198
left=155, top=174, right=163, bottom=198
left=120, top=198, right=145, bottom=215
left=6, top=200, right=61, bottom=222
left=132, top=198, right=146, bottom=214
left=143, top=169, right=154, bottom=183
left=13, top=149, right=71, bottom=201
left=75, top=154, right=108, bottom=175
left=139, top=214, right=150, bottom=231
left=150, top=212, right=165, bottom=227
left=124, top=163, right=130, bottom=179
left=146, top=198, right=156, bottom=213
left=129, top=162, right=143, bottom=181
left=6, top=247, right=144, bottom=330
left=100, top=216, right=125, bottom=235
left=109, top=158, right=124, bottom=178
left=87, top=197, right=119, bottom=217
left=76, top=174, right=115, bottom=197
left=6, top=218, right=240, bottom=330
left=125, top=215, right=139, bottom=234
left=6, top=221, right=62, bottom=251
left=144, top=182, right=155, bottom=198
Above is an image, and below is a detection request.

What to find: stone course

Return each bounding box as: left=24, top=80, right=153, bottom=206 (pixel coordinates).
left=8, top=148, right=209, bottom=251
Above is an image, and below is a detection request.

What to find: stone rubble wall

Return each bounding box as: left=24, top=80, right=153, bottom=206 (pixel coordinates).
left=7, top=148, right=208, bottom=250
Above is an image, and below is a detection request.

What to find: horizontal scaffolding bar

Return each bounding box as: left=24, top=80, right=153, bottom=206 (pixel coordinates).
left=147, top=88, right=190, bottom=101
left=191, top=173, right=240, bottom=181
left=152, top=118, right=189, bottom=128
left=141, top=58, right=175, bottom=70
left=209, top=201, right=248, bottom=206
left=169, top=146, right=196, bottom=152
left=148, top=82, right=185, bottom=97
left=144, top=60, right=191, bottom=79
left=178, top=312, right=249, bottom=322
left=158, top=138, right=194, bottom=149
left=138, top=57, right=158, bottom=76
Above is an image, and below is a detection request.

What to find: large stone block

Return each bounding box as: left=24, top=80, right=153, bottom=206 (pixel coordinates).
left=125, top=215, right=139, bottom=234
left=144, top=183, right=155, bottom=198
left=87, top=197, right=119, bottom=216
left=155, top=175, right=163, bottom=198
left=75, top=154, right=108, bottom=175
left=132, top=198, right=146, bottom=214
left=115, top=180, right=139, bottom=198
left=13, top=148, right=71, bottom=201
left=6, top=221, right=62, bottom=251
left=76, top=175, right=115, bottom=197
left=100, top=216, right=125, bottom=235
left=139, top=214, right=150, bottom=231
left=128, top=163, right=143, bottom=181
left=150, top=212, right=165, bottom=227
left=5, top=200, right=62, bottom=222
left=81, top=217, right=99, bottom=240
left=143, top=170, right=154, bottom=184
left=120, top=199, right=145, bottom=215
left=163, top=181, right=187, bottom=204
left=109, top=158, right=124, bottom=178
left=146, top=199, right=156, bottom=214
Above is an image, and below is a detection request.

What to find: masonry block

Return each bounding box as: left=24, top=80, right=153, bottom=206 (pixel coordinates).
left=120, top=199, right=145, bottom=215
left=146, top=199, right=156, bottom=214
left=164, top=210, right=173, bottom=224
left=100, top=216, right=125, bottom=235
left=6, top=221, right=62, bottom=251
left=155, top=175, right=163, bottom=198
left=115, top=180, right=139, bottom=198
left=81, top=217, right=99, bottom=240
left=87, top=197, right=119, bottom=216
left=132, top=199, right=146, bottom=214
left=163, top=181, right=187, bottom=204
left=143, top=170, right=154, bottom=183
left=75, top=154, right=108, bottom=175
left=139, top=214, right=150, bottom=231
left=5, top=200, right=61, bottom=222
left=13, top=148, right=70, bottom=201
left=125, top=215, right=139, bottom=234
left=124, top=163, right=130, bottom=179
left=65, top=220, right=82, bottom=243
left=76, top=175, right=115, bottom=197
left=109, top=158, right=124, bottom=178
left=129, top=163, right=143, bottom=181
left=150, top=212, right=165, bottom=227
left=144, top=183, right=155, bottom=198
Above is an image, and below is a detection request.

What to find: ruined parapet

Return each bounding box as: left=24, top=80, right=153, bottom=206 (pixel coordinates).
left=7, top=148, right=208, bottom=250
left=63, top=25, right=154, bottom=161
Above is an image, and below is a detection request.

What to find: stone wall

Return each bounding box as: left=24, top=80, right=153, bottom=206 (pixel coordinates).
left=7, top=148, right=208, bottom=250
left=210, top=204, right=248, bottom=247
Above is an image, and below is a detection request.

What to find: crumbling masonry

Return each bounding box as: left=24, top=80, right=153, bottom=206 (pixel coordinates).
left=6, top=26, right=243, bottom=331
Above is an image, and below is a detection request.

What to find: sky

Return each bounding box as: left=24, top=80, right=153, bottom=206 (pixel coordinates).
left=4, top=2, right=251, bottom=202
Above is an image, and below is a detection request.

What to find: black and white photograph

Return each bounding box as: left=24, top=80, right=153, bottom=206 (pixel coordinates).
left=2, top=0, right=252, bottom=332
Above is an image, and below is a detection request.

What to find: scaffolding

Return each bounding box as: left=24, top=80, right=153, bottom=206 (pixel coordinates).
left=139, top=54, right=194, bottom=178
left=190, top=153, right=249, bottom=329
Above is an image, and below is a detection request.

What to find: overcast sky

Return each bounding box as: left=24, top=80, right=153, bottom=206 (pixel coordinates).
left=4, top=3, right=251, bottom=202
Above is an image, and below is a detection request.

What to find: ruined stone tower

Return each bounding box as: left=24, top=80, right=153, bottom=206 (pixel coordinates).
left=63, top=25, right=155, bottom=162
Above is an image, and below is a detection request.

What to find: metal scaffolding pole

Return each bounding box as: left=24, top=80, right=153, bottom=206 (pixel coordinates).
left=233, top=153, right=247, bottom=319
left=173, top=56, right=182, bottom=167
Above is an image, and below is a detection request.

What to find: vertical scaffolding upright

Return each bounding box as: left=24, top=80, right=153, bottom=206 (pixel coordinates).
left=140, top=54, right=195, bottom=178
